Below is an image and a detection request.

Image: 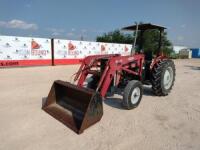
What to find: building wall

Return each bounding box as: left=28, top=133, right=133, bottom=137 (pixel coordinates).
left=173, top=46, right=188, bottom=54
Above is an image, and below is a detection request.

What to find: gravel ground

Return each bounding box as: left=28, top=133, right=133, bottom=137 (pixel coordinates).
left=0, top=59, right=200, bottom=150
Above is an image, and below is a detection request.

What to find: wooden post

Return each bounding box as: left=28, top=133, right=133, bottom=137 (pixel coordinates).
left=51, top=38, right=55, bottom=66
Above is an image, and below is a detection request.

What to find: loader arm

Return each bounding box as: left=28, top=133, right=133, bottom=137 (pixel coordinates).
left=75, top=54, right=120, bottom=86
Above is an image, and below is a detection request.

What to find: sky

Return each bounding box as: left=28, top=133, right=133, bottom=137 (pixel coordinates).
left=0, top=0, right=199, bottom=47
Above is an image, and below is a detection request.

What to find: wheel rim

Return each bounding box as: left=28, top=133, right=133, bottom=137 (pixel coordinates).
left=130, top=87, right=141, bottom=104
left=163, top=66, right=173, bottom=90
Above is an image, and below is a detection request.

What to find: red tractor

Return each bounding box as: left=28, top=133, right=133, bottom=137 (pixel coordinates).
left=43, top=23, right=175, bottom=134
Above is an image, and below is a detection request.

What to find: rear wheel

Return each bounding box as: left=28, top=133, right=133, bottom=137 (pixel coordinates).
left=122, top=80, right=143, bottom=110
left=151, top=59, right=175, bottom=96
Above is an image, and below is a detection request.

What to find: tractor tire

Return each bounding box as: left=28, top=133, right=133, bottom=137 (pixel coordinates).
left=151, top=59, right=175, bottom=96
left=122, top=80, right=143, bottom=110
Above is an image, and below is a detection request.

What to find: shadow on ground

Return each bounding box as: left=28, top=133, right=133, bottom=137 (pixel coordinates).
left=42, top=97, right=47, bottom=108
left=104, top=97, right=123, bottom=110
left=184, top=65, right=200, bottom=70
left=104, top=85, right=154, bottom=109
left=143, top=85, right=154, bottom=96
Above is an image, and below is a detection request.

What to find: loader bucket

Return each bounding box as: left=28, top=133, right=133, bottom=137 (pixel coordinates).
left=42, top=80, right=103, bottom=134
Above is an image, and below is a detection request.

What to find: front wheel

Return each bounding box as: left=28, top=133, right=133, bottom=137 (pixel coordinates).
left=122, top=80, right=143, bottom=110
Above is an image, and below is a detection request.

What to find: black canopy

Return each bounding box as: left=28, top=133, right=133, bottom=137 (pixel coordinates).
left=122, top=23, right=166, bottom=31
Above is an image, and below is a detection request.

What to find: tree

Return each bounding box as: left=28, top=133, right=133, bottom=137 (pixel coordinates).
left=96, top=30, right=134, bottom=44
left=96, top=29, right=173, bottom=55
left=141, top=29, right=173, bottom=55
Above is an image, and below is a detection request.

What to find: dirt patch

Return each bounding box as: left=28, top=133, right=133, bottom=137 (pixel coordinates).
left=0, top=59, right=200, bottom=150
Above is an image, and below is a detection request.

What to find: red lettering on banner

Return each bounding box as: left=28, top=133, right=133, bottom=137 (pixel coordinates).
left=0, top=61, right=19, bottom=66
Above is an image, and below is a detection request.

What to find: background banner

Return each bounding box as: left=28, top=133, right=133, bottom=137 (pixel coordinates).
left=0, top=36, right=52, bottom=67
left=53, top=39, right=132, bottom=65
left=0, top=35, right=132, bottom=67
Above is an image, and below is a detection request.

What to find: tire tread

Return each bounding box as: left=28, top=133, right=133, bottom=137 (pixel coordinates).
left=151, top=59, right=176, bottom=96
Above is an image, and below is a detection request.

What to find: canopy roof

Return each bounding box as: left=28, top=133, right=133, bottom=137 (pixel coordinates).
left=122, top=23, right=166, bottom=31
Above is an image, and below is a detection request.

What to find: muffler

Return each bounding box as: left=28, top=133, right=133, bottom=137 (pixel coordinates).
left=42, top=80, right=103, bottom=134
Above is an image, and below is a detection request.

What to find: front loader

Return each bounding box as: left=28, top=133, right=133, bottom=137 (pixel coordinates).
left=42, top=23, right=175, bottom=134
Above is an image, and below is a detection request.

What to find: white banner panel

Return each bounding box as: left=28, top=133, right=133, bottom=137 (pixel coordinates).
left=54, top=39, right=101, bottom=59
left=99, top=42, right=132, bottom=55
left=0, top=36, right=51, bottom=66
left=54, top=39, right=132, bottom=65
left=0, top=36, right=51, bottom=60
left=0, top=35, right=132, bottom=66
